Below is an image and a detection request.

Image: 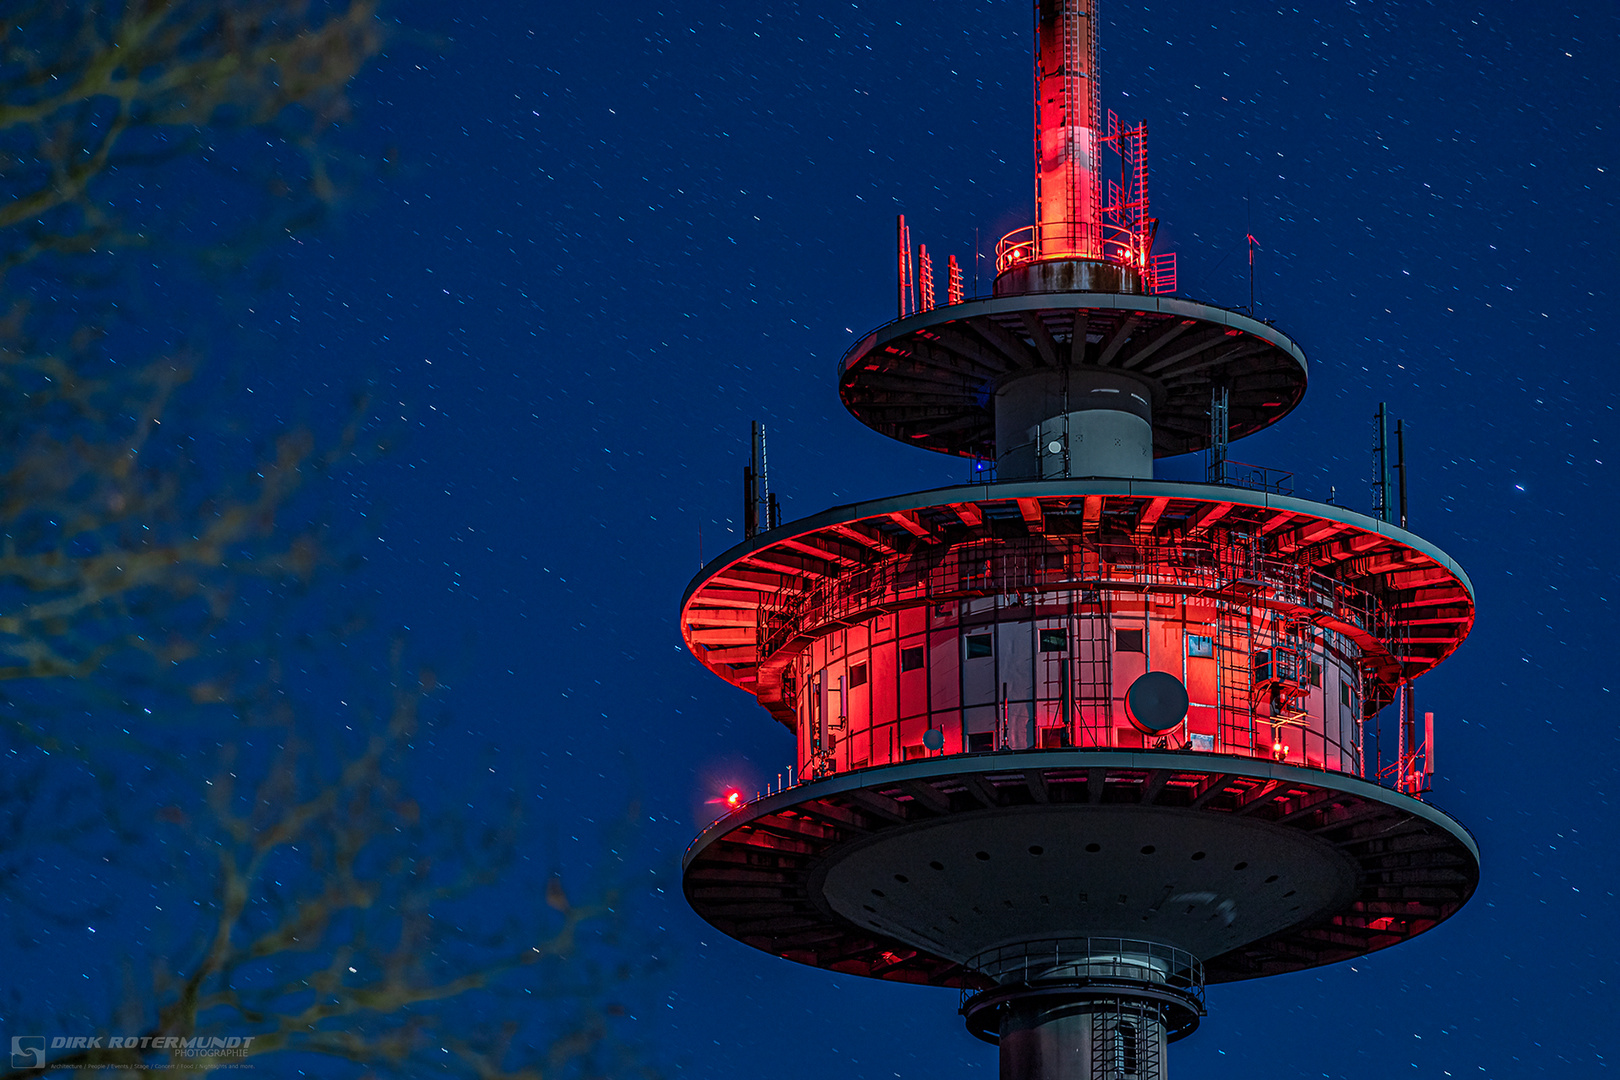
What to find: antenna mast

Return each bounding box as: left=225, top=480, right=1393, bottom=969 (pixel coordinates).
left=743, top=421, right=778, bottom=539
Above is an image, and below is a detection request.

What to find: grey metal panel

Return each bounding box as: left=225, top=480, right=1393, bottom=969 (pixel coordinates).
left=1001, top=618, right=1034, bottom=708
left=929, top=628, right=961, bottom=712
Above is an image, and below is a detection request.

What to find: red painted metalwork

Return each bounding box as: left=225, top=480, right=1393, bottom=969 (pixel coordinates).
left=1386, top=684, right=1433, bottom=798
left=681, top=484, right=1475, bottom=790
left=919, top=245, right=936, bottom=312
left=897, top=215, right=914, bottom=318
left=1148, top=251, right=1178, bottom=294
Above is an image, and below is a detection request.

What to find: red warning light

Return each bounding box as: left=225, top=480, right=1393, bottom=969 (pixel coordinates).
left=704, top=785, right=747, bottom=811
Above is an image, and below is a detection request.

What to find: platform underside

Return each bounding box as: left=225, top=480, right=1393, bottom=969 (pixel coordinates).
left=682, top=751, right=1478, bottom=988
left=837, top=294, right=1308, bottom=460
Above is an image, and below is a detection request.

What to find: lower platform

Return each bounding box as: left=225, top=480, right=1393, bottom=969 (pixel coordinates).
left=682, top=751, right=1478, bottom=987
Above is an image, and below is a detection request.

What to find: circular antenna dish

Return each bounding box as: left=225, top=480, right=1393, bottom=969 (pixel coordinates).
left=922, top=728, right=945, bottom=751
left=1125, top=671, right=1189, bottom=733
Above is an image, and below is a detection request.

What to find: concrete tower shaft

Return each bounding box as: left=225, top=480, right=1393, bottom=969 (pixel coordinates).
left=995, top=368, right=1155, bottom=480
left=1034, top=0, right=1102, bottom=262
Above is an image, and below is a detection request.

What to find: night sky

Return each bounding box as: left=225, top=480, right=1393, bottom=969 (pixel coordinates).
left=13, top=0, right=1615, bottom=1076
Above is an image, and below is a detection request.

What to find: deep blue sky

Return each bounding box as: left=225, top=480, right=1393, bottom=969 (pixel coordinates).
left=252, top=1, right=1613, bottom=1075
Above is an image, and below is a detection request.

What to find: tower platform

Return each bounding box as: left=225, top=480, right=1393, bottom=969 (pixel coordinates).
left=682, top=480, right=1474, bottom=743
left=838, top=294, right=1307, bottom=461
left=682, top=751, right=1478, bottom=990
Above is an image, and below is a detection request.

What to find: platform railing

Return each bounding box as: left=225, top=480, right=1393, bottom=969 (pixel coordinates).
left=961, top=937, right=1205, bottom=1001
left=757, top=535, right=1391, bottom=672
left=1207, top=458, right=1295, bottom=497
left=995, top=223, right=1149, bottom=275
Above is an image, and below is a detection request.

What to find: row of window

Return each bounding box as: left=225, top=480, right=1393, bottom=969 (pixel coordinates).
left=830, top=639, right=1354, bottom=704
left=961, top=628, right=1148, bottom=658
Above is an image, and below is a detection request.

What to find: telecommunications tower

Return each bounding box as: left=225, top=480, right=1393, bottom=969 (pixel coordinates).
left=680, top=4, right=1477, bottom=1077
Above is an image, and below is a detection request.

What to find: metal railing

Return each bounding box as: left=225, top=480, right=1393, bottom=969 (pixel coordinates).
left=962, top=936, right=1205, bottom=998
left=1208, top=458, right=1295, bottom=496
left=757, top=535, right=1392, bottom=673
left=995, top=223, right=1151, bottom=275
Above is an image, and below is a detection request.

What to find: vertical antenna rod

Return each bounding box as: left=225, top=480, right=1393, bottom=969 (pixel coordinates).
left=1373, top=403, right=1393, bottom=523
left=1395, top=418, right=1409, bottom=529
left=743, top=421, right=771, bottom=539
left=1247, top=231, right=1260, bottom=313
left=1034, top=0, right=1101, bottom=260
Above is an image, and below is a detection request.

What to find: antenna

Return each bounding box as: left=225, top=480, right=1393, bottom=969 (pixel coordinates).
left=1247, top=231, right=1261, bottom=313
left=919, top=244, right=936, bottom=312
left=743, top=421, right=772, bottom=539
left=1395, top=418, right=1409, bottom=529
left=1372, top=403, right=1394, bottom=523
left=1424, top=710, right=1435, bottom=780
left=896, top=215, right=914, bottom=318
left=1244, top=190, right=1254, bottom=312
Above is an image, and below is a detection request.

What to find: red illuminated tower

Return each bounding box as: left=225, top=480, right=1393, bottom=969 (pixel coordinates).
left=681, top=4, right=1477, bottom=1077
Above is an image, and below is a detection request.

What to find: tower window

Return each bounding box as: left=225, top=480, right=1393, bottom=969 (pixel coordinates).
left=900, top=646, right=925, bottom=672
left=966, top=634, right=993, bottom=659
left=1039, top=628, right=1068, bottom=652
left=849, top=663, right=868, bottom=688
left=1114, top=629, right=1144, bottom=653
left=1340, top=681, right=1353, bottom=707
left=1186, top=633, right=1213, bottom=658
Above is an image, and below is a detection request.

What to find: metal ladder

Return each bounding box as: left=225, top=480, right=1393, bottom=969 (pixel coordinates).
left=1215, top=601, right=1255, bottom=754
left=1074, top=605, right=1113, bottom=747
left=1090, top=1002, right=1164, bottom=1080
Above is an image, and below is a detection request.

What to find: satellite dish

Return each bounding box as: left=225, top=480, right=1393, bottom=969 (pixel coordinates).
left=1126, top=671, right=1189, bottom=733
left=922, top=728, right=945, bottom=751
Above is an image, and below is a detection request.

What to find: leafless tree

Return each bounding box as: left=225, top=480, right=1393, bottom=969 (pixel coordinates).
left=0, top=4, right=656, bottom=1076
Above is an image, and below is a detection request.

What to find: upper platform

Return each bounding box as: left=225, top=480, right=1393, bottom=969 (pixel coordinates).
left=681, top=479, right=1475, bottom=728
left=837, top=293, right=1308, bottom=460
